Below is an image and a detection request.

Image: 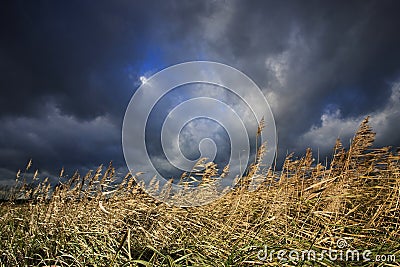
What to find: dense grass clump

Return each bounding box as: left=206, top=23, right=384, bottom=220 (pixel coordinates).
left=0, top=117, right=399, bottom=266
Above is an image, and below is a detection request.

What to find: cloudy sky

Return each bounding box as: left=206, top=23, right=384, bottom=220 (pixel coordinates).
left=1, top=0, right=400, bottom=185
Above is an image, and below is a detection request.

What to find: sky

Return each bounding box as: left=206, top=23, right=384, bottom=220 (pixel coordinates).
left=1, top=0, right=400, bottom=185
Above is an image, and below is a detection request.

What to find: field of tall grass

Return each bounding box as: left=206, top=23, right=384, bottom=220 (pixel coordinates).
left=0, top=117, right=399, bottom=266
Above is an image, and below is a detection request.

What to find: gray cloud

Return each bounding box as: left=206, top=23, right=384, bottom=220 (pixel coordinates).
left=0, top=103, right=120, bottom=180
left=299, top=82, right=400, bottom=157
left=189, top=0, right=400, bottom=161
left=1, top=0, right=400, bottom=184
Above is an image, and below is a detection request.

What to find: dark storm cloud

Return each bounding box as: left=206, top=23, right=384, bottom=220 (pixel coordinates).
left=1, top=0, right=400, bottom=184
left=0, top=0, right=215, bottom=182
left=0, top=103, right=120, bottom=181
left=196, top=0, right=400, bottom=159
left=0, top=0, right=205, bottom=119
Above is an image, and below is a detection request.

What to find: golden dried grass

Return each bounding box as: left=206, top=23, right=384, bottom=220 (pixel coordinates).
left=0, top=117, right=399, bottom=266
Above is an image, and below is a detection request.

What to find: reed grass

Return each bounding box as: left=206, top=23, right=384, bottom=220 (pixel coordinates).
left=0, top=117, right=399, bottom=266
